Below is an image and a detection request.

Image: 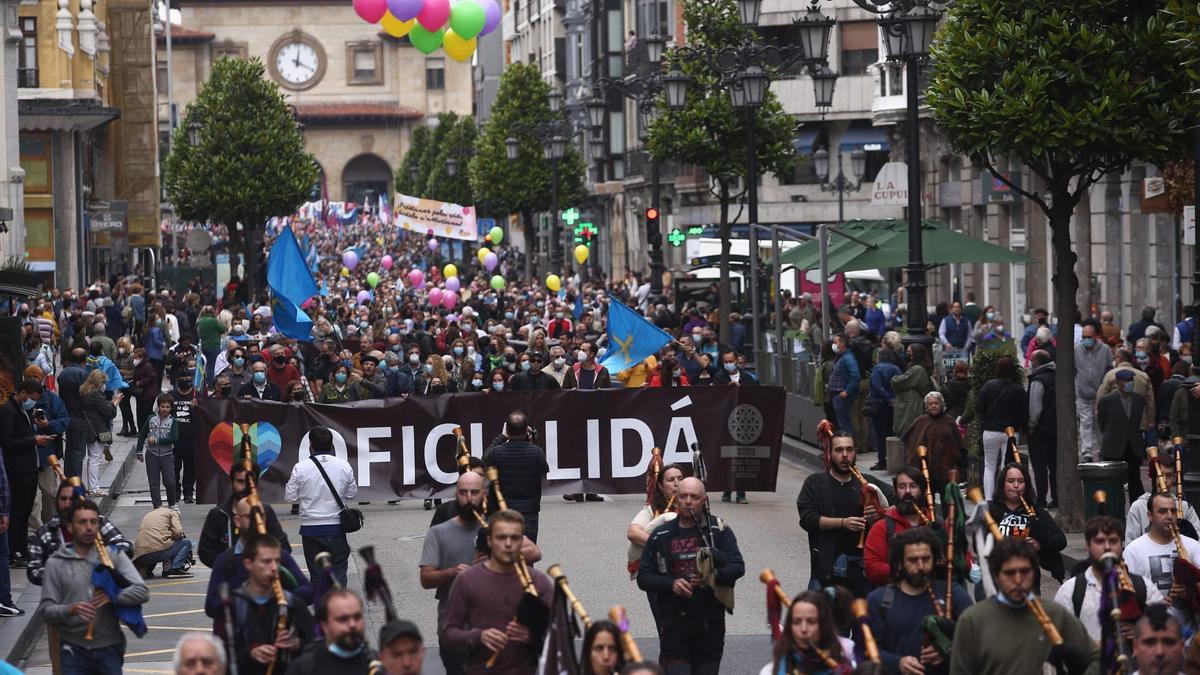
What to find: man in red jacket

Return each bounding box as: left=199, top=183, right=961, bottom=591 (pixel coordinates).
left=864, top=467, right=932, bottom=587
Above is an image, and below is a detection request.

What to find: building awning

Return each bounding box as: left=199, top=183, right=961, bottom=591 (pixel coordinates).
left=19, top=99, right=120, bottom=132
left=295, top=102, right=423, bottom=127
left=780, top=219, right=1035, bottom=273
left=157, top=25, right=216, bottom=45
left=792, top=127, right=821, bottom=155
left=839, top=122, right=890, bottom=152
left=0, top=270, right=42, bottom=298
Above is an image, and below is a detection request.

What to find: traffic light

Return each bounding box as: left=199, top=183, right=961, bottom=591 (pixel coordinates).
left=646, top=207, right=660, bottom=246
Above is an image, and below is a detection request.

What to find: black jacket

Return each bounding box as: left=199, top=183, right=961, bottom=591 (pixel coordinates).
left=796, top=471, right=868, bottom=584
left=976, top=378, right=1028, bottom=433
left=0, top=398, right=39, bottom=474
left=198, top=496, right=292, bottom=568
left=637, top=516, right=745, bottom=626
left=238, top=381, right=282, bottom=401
left=1097, top=391, right=1147, bottom=461
left=508, top=371, right=561, bottom=391
left=988, top=500, right=1066, bottom=583
left=483, top=437, right=548, bottom=515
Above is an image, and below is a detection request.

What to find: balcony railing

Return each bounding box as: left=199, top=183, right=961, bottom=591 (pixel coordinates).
left=625, top=149, right=678, bottom=182
left=18, top=68, right=38, bottom=88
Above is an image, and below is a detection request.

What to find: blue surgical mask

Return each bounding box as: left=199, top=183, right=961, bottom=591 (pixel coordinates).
left=328, top=643, right=365, bottom=659
left=1123, top=381, right=1135, bottom=393
left=521, top=361, right=530, bottom=371
left=252, top=372, right=266, bottom=385
left=1135, top=351, right=1148, bottom=361
left=423, top=363, right=433, bottom=374
left=492, top=381, right=505, bottom=391
left=1081, top=337, right=1096, bottom=349
left=453, top=347, right=464, bottom=356
left=471, top=378, right=483, bottom=388
left=986, top=312, right=996, bottom=321
left=724, top=362, right=737, bottom=372
left=22, top=398, right=35, bottom=411
left=335, top=372, right=348, bottom=384
left=504, top=311, right=514, bottom=320
left=233, top=357, right=245, bottom=367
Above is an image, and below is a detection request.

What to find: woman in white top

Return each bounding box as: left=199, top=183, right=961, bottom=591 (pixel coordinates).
left=626, top=462, right=685, bottom=632
left=760, top=590, right=856, bottom=675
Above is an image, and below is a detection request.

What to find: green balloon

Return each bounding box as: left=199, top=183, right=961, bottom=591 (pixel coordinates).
left=489, top=226, right=504, bottom=244
left=367, top=272, right=380, bottom=288
left=409, top=25, right=446, bottom=54
left=448, top=0, right=486, bottom=39
left=490, top=274, right=506, bottom=290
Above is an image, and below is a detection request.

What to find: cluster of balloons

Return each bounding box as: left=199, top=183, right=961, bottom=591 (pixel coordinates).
left=353, top=0, right=501, bottom=61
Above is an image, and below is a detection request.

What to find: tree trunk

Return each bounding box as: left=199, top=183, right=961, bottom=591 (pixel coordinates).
left=226, top=223, right=243, bottom=297
left=522, top=210, right=533, bottom=285
left=1050, top=186, right=1084, bottom=531
left=718, top=182, right=732, bottom=345
left=243, top=224, right=257, bottom=303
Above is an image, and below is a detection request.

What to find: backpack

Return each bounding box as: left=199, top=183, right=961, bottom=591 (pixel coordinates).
left=1070, top=569, right=1145, bottom=617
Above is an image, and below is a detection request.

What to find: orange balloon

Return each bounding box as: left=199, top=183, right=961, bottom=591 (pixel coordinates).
left=484, top=233, right=492, bottom=243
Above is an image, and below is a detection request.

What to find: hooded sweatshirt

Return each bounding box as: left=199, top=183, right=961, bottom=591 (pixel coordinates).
left=39, top=543, right=149, bottom=647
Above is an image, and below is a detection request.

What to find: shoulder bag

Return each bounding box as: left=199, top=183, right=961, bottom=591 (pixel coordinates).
left=310, top=456, right=364, bottom=533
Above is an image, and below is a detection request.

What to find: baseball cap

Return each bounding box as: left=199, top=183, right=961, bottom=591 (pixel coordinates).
left=1115, top=370, right=1135, bottom=381
left=379, top=619, right=422, bottom=648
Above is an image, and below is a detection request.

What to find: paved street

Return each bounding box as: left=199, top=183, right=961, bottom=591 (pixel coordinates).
left=19, top=448, right=818, bottom=674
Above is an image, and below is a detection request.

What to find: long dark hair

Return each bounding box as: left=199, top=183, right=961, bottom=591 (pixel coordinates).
left=992, top=462, right=1037, bottom=509
left=907, top=343, right=933, bottom=373
left=658, top=357, right=681, bottom=387
left=772, top=590, right=847, bottom=672
left=580, top=620, right=625, bottom=675
left=650, top=464, right=688, bottom=515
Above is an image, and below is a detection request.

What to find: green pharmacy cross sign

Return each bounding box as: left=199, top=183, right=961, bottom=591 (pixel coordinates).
left=668, top=228, right=686, bottom=247
left=563, top=207, right=597, bottom=247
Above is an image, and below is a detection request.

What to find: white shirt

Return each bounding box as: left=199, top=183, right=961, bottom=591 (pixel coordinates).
left=284, top=453, right=358, bottom=527
left=1053, top=567, right=1164, bottom=643
left=165, top=313, right=180, bottom=344
left=1124, top=532, right=1200, bottom=594
left=1125, top=494, right=1200, bottom=545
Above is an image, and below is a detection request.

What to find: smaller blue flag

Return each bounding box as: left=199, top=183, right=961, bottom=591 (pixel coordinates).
left=267, top=226, right=319, bottom=340
left=92, top=556, right=147, bottom=638
left=573, top=294, right=583, bottom=321
left=598, top=295, right=672, bottom=374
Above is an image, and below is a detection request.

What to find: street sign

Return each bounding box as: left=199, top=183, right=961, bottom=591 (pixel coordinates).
left=1186, top=205, right=1195, bottom=246
left=89, top=200, right=129, bottom=235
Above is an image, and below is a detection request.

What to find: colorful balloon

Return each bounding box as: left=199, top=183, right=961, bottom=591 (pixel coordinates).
left=343, top=250, right=359, bottom=270
left=477, top=247, right=490, bottom=263
left=489, top=226, right=504, bottom=244
left=356, top=290, right=372, bottom=304
left=380, top=11, right=415, bottom=37
left=367, top=272, right=380, bottom=288
left=442, top=29, right=477, bottom=63
left=490, top=275, right=506, bottom=290
left=479, top=0, right=501, bottom=35
left=340, top=267, right=350, bottom=277
left=445, top=276, right=461, bottom=292
left=448, top=0, right=486, bottom=39
left=409, top=24, right=446, bottom=54
left=483, top=252, right=498, bottom=271
left=429, top=287, right=444, bottom=307
left=443, top=263, right=458, bottom=278
left=353, top=0, right=388, bottom=23
left=416, top=0, right=450, bottom=31
left=381, top=254, right=394, bottom=270
left=442, top=289, right=459, bottom=310
left=386, top=0, right=423, bottom=20
left=574, top=244, right=589, bottom=264
left=409, top=268, right=425, bottom=286
left=546, top=274, right=561, bottom=292
left=427, top=237, right=440, bottom=252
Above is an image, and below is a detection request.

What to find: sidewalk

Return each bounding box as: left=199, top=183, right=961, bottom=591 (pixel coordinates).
left=2, top=430, right=143, bottom=667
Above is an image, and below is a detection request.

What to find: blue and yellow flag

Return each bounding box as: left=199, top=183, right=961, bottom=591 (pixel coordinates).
left=598, top=296, right=672, bottom=374
left=267, top=226, right=318, bottom=340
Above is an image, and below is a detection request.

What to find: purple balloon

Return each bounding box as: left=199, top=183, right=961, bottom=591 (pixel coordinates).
left=408, top=269, right=425, bottom=286
left=386, top=0, right=422, bottom=20
left=343, top=250, right=359, bottom=270
left=427, top=238, right=439, bottom=252
left=446, top=313, right=458, bottom=322
left=429, top=287, right=444, bottom=307
left=445, top=276, right=461, bottom=292
left=356, top=290, right=371, bottom=304
left=480, top=0, right=501, bottom=35
left=442, top=289, right=459, bottom=310
left=484, top=251, right=498, bottom=272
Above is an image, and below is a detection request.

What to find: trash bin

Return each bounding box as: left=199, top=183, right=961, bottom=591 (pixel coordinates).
left=1078, top=461, right=1128, bottom=527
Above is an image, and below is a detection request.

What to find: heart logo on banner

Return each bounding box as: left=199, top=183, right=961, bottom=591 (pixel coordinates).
left=207, top=422, right=282, bottom=476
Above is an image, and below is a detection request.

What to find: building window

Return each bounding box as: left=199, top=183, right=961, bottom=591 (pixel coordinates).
left=211, top=41, right=248, bottom=61
left=635, top=0, right=670, bottom=37
left=156, top=60, right=168, bottom=97
left=780, top=153, right=820, bottom=186
left=425, top=58, right=445, bottom=90
left=839, top=22, right=878, bottom=76
left=18, top=17, right=37, bottom=88
left=347, top=42, right=383, bottom=85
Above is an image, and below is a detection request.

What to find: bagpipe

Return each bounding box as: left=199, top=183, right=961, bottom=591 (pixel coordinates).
left=1146, top=447, right=1200, bottom=614
left=1004, top=427, right=1036, bottom=517
left=848, top=464, right=882, bottom=550
left=692, top=442, right=735, bottom=612
left=485, top=465, right=550, bottom=668
left=626, top=448, right=674, bottom=576
left=759, top=569, right=857, bottom=674
left=240, top=425, right=290, bottom=675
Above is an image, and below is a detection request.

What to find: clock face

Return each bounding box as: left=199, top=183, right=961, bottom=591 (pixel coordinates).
left=275, top=41, right=320, bottom=86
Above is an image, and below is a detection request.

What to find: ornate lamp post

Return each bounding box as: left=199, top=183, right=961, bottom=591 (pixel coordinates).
left=814, top=148, right=867, bottom=223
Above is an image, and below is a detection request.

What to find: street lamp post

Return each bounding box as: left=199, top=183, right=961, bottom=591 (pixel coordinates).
left=813, top=148, right=867, bottom=224
left=852, top=0, right=947, bottom=345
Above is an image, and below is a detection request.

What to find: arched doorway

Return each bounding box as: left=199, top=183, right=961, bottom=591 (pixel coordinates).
left=342, top=154, right=392, bottom=206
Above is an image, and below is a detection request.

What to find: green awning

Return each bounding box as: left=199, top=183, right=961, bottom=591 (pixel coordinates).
left=780, top=219, right=1034, bottom=273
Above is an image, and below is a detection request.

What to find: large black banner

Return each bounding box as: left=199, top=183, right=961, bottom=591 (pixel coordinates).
left=194, top=386, right=786, bottom=504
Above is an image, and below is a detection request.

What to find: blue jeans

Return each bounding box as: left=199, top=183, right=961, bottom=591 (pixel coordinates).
left=61, top=640, right=123, bottom=675
left=0, top=522, right=11, bottom=605
left=832, top=395, right=854, bottom=434
left=132, top=539, right=193, bottom=574
left=302, top=534, right=350, bottom=587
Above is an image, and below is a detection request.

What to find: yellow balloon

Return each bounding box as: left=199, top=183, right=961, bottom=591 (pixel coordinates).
left=443, top=263, right=458, bottom=278
left=381, top=12, right=414, bottom=38
left=546, top=274, right=561, bottom=292
left=340, top=266, right=350, bottom=277
left=442, top=28, right=477, bottom=63
left=477, top=247, right=490, bottom=263
left=574, top=244, right=589, bottom=265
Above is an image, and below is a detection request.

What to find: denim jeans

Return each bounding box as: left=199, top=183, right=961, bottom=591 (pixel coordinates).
left=132, top=539, right=193, bottom=574
left=145, top=452, right=177, bottom=508
left=60, top=640, right=124, bottom=675
left=831, top=395, right=854, bottom=434
left=302, top=534, right=350, bottom=587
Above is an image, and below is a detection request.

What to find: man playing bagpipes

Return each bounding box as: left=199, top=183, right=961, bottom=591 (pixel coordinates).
left=797, top=428, right=887, bottom=598
left=950, top=538, right=1097, bottom=675
left=1123, top=493, right=1200, bottom=633
left=866, top=528, right=973, bottom=675
left=28, top=479, right=132, bottom=586
left=864, top=468, right=935, bottom=588
left=1125, top=448, right=1200, bottom=544
left=1054, top=515, right=1164, bottom=645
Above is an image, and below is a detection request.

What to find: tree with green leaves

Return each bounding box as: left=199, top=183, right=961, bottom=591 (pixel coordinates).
left=647, top=0, right=794, bottom=345
left=469, top=62, right=585, bottom=283
left=164, top=57, right=317, bottom=300
left=395, top=125, right=431, bottom=197
left=928, top=0, right=1195, bottom=528
left=419, top=113, right=457, bottom=196
left=426, top=115, right=478, bottom=206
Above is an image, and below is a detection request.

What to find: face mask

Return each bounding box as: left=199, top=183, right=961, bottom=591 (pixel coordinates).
left=409, top=353, right=419, bottom=364
left=577, top=352, right=588, bottom=363
left=536, top=301, right=544, bottom=308
left=505, top=354, right=516, bottom=363
left=724, top=362, right=737, bottom=372
left=673, top=369, right=682, bottom=377
left=218, top=386, right=231, bottom=395
left=423, top=363, right=433, bottom=374
left=691, top=334, right=702, bottom=343
left=22, top=399, right=35, bottom=411
left=831, top=343, right=840, bottom=354
left=530, top=317, right=540, bottom=326
left=335, top=372, right=348, bottom=384
left=521, top=361, right=531, bottom=372
left=328, top=643, right=365, bottom=659
left=472, top=378, right=483, bottom=388
left=1081, top=337, right=1096, bottom=348
left=504, top=312, right=514, bottom=320
left=553, top=357, right=565, bottom=368
left=986, top=312, right=996, bottom=321
left=390, top=344, right=402, bottom=352
left=468, top=347, right=477, bottom=356
left=1135, top=351, right=1148, bottom=361
left=492, top=381, right=505, bottom=391
left=118, top=348, right=127, bottom=355
left=506, top=332, right=513, bottom=340
left=252, top=372, right=266, bottom=385
left=133, top=358, right=143, bottom=366
left=453, top=347, right=464, bottom=356
left=555, top=312, right=563, bottom=319
left=273, top=356, right=286, bottom=365
left=1123, top=381, right=1135, bottom=393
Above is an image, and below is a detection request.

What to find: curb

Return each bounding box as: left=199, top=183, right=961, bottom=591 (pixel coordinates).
left=5, top=441, right=141, bottom=666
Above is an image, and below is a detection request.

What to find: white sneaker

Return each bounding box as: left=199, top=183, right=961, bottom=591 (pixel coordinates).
left=0, top=603, right=26, bottom=617
left=170, top=503, right=180, bottom=513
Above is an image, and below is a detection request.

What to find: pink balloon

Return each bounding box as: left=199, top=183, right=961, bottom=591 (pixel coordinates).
left=353, top=0, right=388, bottom=23
left=427, top=238, right=439, bottom=252
left=416, top=0, right=449, bottom=31
left=429, top=287, right=444, bottom=307
left=445, top=276, right=461, bottom=292
left=408, top=269, right=425, bottom=286
left=442, top=289, right=458, bottom=310
left=381, top=255, right=394, bottom=270
left=484, top=252, right=498, bottom=272
left=480, top=0, right=501, bottom=35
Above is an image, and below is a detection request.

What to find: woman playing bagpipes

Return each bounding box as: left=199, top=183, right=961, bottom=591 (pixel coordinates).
left=626, top=450, right=687, bottom=633
left=760, top=590, right=856, bottom=675
left=987, top=462, right=1067, bottom=594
